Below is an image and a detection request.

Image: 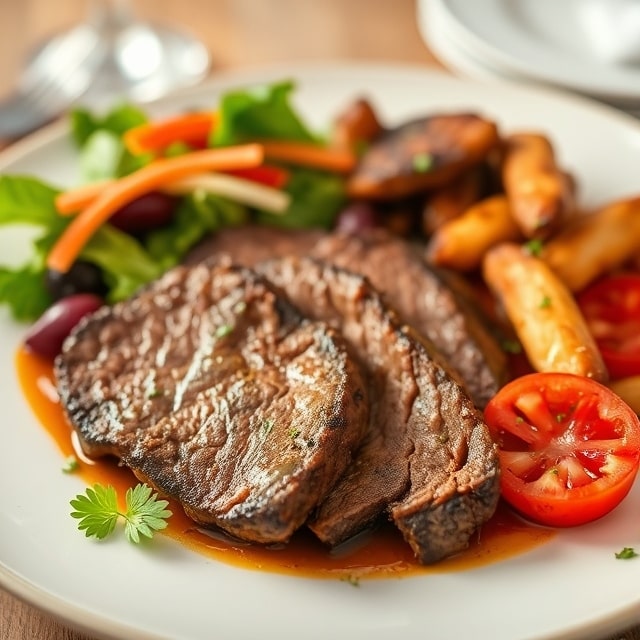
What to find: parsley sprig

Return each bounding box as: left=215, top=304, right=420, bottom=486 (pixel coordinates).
left=70, top=483, right=172, bottom=543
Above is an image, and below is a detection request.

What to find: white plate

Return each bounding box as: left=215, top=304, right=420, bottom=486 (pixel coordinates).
left=425, top=0, right=640, bottom=106
left=418, top=0, right=528, bottom=83
left=3, top=63, right=640, bottom=640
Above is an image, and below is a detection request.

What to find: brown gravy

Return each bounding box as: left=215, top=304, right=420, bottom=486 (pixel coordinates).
left=16, top=346, right=555, bottom=580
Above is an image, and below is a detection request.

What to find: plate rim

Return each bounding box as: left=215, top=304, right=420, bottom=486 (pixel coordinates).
left=3, top=60, right=640, bottom=640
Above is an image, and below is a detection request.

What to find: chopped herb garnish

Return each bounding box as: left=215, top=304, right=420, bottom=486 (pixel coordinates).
left=340, top=574, right=361, bottom=587
left=501, top=339, right=522, bottom=354
left=539, top=295, right=552, bottom=309
left=412, top=152, right=433, bottom=173
left=70, top=483, right=172, bottom=544
left=515, top=416, right=524, bottom=424
left=555, top=413, right=566, bottom=423
left=616, top=547, right=638, bottom=560
left=215, top=324, right=233, bottom=338
left=548, top=467, right=559, bottom=475
left=262, top=418, right=275, bottom=436
left=62, top=455, right=79, bottom=474
left=289, top=428, right=301, bottom=439
left=524, top=238, right=544, bottom=257
left=147, top=387, right=164, bottom=399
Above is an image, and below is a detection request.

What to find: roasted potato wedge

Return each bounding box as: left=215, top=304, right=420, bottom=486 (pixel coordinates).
left=483, top=243, right=608, bottom=381
left=421, top=164, right=489, bottom=235
left=502, top=133, right=575, bottom=238
left=426, top=195, right=521, bottom=271
left=542, top=195, right=640, bottom=292
left=348, top=113, right=499, bottom=200
left=331, top=97, right=384, bottom=150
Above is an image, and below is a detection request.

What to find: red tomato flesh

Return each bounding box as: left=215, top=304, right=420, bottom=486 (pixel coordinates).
left=577, top=273, right=640, bottom=379
left=484, top=373, right=640, bottom=527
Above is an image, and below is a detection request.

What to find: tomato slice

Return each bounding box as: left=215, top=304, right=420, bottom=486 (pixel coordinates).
left=577, top=273, right=640, bottom=379
left=484, top=372, right=640, bottom=527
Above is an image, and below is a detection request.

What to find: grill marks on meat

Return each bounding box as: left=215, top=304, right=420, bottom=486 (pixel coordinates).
left=258, top=257, right=500, bottom=563
left=55, top=261, right=368, bottom=544
left=347, top=114, right=500, bottom=200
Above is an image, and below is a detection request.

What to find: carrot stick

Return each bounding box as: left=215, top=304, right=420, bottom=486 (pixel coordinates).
left=47, top=144, right=264, bottom=274
left=123, top=112, right=217, bottom=155
left=261, top=140, right=357, bottom=173
left=55, top=179, right=115, bottom=215
left=54, top=164, right=291, bottom=218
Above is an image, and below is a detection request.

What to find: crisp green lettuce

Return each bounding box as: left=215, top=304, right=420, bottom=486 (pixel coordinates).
left=210, top=81, right=345, bottom=227
left=146, top=192, right=248, bottom=270
left=70, top=104, right=148, bottom=147
left=0, top=176, right=64, bottom=319
left=0, top=81, right=348, bottom=322
left=212, top=81, right=317, bottom=146
left=81, top=225, right=164, bottom=302
left=256, top=169, right=345, bottom=229
left=0, top=176, right=163, bottom=320
left=71, top=104, right=152, bottom=182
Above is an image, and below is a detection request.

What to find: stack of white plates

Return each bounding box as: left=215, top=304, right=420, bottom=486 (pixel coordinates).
left=417, top=0, right=640, bottom=116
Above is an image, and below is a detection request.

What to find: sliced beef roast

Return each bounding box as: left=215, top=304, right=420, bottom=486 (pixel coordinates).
left=55, top=261, right=368, bottom=544
left=184, top=225, right=324, bottom=268
left=312, top=230, right=507, bottom=408
left=258, top=257, right=500, bottom=564
left=188, top=226, right=507, bottom=408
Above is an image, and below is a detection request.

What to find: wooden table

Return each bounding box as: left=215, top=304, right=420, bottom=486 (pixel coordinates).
left=0, top=1, right=638, bottom=639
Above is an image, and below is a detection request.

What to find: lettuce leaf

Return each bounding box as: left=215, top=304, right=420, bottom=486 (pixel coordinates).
left=0, top=81, right=346, bottom=322
left=212, top=81, right=317, bottom=146
left=0, top=176, right=164, bottom=320
left=145, top=192, right=248, bottom=270
left=70, top=104, right=148, bottom=147
left=81, top=225, right=164, bottom=302
left=71, top=104, right=152, bottom=182
left=256, top=169, right=345, bottom=229
left=0, top=176, right=63, bottom=319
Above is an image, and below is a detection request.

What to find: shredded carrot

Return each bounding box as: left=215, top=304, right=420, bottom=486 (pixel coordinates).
left=54, top=165, right=291, bottom=218
left=123, top=112, right=217, bottom=155
left=55, top=179, right=115, bottom=215
left=47, top=144, right=264, bottom=274
left=261, top=140, right=357, bottom=173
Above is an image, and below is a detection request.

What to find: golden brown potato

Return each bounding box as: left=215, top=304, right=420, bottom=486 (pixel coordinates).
left=542, top=195, right=640, bottom=292
left=502, top=133, right=575, bottom=238
left=482, top=243, right=608, bottom=381
left=421, top=164, right=488, bottom=235
left=331, top=97, right=384, bottom=150
left=426, top=195, right=521, bottom=271
left=348, top=113, right=500, bottom=200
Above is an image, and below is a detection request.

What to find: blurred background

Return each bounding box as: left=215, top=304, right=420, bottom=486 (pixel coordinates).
left=0, top=0, right=434, bottom=103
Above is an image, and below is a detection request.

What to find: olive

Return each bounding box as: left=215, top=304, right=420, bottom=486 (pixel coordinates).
left=45, top=261, right=107, bottom=301
left=24, top=294, right=103, bottom=359
left=109, top=191, right=179, bottom=234
left=334, top=202, right=379, bottom=235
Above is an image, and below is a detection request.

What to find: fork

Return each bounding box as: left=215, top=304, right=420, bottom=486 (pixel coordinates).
left=0, top=24, right=104, bottom=140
